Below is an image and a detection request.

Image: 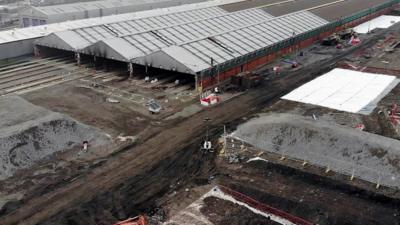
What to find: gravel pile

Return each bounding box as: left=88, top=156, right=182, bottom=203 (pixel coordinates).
left=0, top=95, right=110, bottom=180
left=233, top=113, right=400, bottom=188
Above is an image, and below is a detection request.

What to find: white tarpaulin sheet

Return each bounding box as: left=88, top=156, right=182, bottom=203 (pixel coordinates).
left=282, top=68, right=399, bottom=115
left=353, top=15, right=400, bottom=34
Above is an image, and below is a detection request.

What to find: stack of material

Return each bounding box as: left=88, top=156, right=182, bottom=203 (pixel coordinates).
left=282, top=68, right=399, bottom=115
left=231, top=71, right=263, bottom=89
left=0, top=95, right=110, bottom=180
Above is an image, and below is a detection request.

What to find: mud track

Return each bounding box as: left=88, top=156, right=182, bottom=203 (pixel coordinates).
left=0, top=28, right=389, bottom=225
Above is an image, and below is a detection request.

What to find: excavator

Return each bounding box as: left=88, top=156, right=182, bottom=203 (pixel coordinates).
left=113, top=215, right=148, bottom=225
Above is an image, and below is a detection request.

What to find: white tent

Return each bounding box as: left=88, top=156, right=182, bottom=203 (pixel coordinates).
left=282, top=68, right=399, bottom=115
left=353, top=15, right=400, bottom=34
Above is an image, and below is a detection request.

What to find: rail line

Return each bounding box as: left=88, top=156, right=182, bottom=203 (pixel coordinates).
left=0, top=55, right=69, bottom=74
left=0, top=56, right=73, bottom=76
left=0, top=56, right=95, bottom=96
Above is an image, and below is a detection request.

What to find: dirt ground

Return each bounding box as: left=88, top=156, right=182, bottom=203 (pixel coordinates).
left=200, top=197, right=281, bottom=225
left=214, top=159, right=400, bottom=225
left=1, top=19, right=400, bottom=225
left=23, top=82, right=152, bottom=137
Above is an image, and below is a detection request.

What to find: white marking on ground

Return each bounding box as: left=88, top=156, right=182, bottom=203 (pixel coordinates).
left=247, top=157, right=269, bottom=163
left=205, top=187, right=295, bottom=225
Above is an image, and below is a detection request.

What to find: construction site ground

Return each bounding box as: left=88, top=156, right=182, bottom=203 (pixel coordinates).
left=1, top=21, right=400, bottom=225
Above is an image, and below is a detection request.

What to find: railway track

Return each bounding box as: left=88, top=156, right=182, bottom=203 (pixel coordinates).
left=0, top=56, right=96, bottom=96
left=0, top=55, right=68, bottom=73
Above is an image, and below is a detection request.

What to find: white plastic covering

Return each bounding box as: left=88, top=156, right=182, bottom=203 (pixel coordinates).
left=353, top=15, right=400, bottom=34
left=282, top=68, right=399, bottom=115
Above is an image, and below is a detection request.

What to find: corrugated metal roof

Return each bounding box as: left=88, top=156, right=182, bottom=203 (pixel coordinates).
left=0, top=0, right=244, bottom=44
left=78, top=8, right=273, bottom=61
left=35, top=0, right=186, bottom=15
left=36, top=6, right=228, bottom=51
left=161, top=45, right=210, bottom=72
left=77, top=7, right=227, bottom=43
left=79, top=10, right=327, bottom=74
left=147, top=10, right=329, bottom=73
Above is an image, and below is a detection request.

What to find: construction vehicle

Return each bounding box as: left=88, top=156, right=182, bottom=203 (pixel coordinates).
left=146, top=99, right=161, bottom=114
left=338, top=28, right=354, bottom=39
left=282, top=58, right=299, bottom=68
left=113, top=215, right=148, bottom=225
left=322, top=33, right=340, bottom=46
left=231, top=71, right=263, bottom=90
left=201, top=117, right=214, bottom=152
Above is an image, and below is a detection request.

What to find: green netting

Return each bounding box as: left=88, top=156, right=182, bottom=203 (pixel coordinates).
left=201, top=0, right=399, bottom=77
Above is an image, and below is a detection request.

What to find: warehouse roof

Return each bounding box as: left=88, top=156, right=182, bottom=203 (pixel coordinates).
left=134, top=10, right=328, bottom=74
left=80, top=8, right=273, bottom=62
left=282, top=68, right=400, bottom=114
left=36, top=6, right=228, bottom=51
left=41, top=7, right=272, bottom=54
left=33, top=0, right=177, bottom=16
left=0, top=0, right=244, bottom=44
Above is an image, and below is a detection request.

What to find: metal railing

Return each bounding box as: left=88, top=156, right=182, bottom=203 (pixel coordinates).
left=224, top=136, right=400, bottom=189
left=218, top=185, right=315, bottom=225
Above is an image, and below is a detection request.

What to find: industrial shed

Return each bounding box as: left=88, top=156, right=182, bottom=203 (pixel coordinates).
left=0, top=0, right=243, bottom=59
left=35, top=6, right=232, bottom=51
left=34, top=0, right=399, bottom=89
left=37, top=7, right=273, bottom=54
left=137, top=10, right=327, bottom=75
left=18, top=0, right=207, bottom=27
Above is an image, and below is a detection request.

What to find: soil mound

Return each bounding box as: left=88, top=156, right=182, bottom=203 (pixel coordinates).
left=0, top=95, right=110, bottom=180
left=233, top=113, right=400, bottom=188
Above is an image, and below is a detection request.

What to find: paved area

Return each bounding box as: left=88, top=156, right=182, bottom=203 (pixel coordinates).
left=262, top=0, right=337, bottom=17
left=311, top=0, right=388, bottom=21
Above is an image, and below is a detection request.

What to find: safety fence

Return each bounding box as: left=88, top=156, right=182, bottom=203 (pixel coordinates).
left=223, top=136, right=400, bottom=190
left=218, top=185, right=315, bottom=225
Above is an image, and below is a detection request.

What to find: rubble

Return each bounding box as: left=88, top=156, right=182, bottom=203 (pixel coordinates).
left=0, top=95, right=110, bottom=180
left=233, top=113, right=400, bottom=188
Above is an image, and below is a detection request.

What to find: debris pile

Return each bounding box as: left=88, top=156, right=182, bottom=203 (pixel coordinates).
left=0, top=95, right=110, bottom=180
left=233, top=113, right=400, bottom=188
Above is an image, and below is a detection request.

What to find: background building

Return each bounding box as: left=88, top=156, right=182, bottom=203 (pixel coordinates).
left=18, top=0, right=206, bottom=27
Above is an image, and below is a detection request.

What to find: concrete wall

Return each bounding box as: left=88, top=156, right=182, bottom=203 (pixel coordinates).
left=0, top=38, right=36, bottom=60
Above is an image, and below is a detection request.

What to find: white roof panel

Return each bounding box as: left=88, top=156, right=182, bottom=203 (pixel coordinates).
left=150, top=10, right=329, bottom=73
left=101, top=7, right=273, bottom=57
left=0, top=0, right=244, bottom=44
left=35, top=0, right=198, bottom=15
left=162, top=45, right=210, bottom=72
left=37, top=6, right=228, bottom=50
left=354, top=15, right=400, bottom=33
left=282, top=68, right=400, bottom=115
